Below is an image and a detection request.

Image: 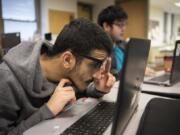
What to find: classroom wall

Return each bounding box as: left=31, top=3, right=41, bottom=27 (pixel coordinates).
left=40, top=0, right=114, bottom=39
left=40, top=0, right=77, bottom=36
left=149, top=6, right=164, bottom=46
left=149, top=5, right=180, bottom=46
left=148, top=5, right=180, bottom=63
left=93, top=0, right=114, bottom=23
left=76, top=0, right=114, bottom=23
left=175, top=14, right=180, bottom=40
left=119, top=0, right=148, bottom=39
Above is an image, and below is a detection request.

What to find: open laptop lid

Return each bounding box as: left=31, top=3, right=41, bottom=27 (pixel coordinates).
left=170, top=40, right=180, bottom=84
left=144, top=40, right=180, bottom=86
left=111, top=38, right=151, bottom=135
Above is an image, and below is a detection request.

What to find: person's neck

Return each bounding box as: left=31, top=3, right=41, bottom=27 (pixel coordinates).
left=40, top=54, right=64, bottom=83
left=113, top=41, right=116, bottom=47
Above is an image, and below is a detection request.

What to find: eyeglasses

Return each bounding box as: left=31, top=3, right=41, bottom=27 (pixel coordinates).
left=79, top=55, right=105, bottom=69
left=113, top=21, right=127, bottom=28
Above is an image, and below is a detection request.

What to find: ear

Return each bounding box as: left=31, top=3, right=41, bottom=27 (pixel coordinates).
left=102, top=22, right=111, bottom=33
left=61, top=51, right=76, bottom=69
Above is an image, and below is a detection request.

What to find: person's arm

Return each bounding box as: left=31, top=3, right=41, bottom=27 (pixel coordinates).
left=1, top=106, right=53, bottom=135
left=0, top=87, right=54, bottom=135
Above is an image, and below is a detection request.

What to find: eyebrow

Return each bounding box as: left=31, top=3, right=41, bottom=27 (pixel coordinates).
left=79, top=55, right=105, bottom=64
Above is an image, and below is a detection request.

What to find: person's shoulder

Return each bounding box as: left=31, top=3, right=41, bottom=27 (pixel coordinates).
left=0, top=63, right=22, bottom=101
left=0, top=62, right=18, bottom=85
left=0, top=62, right=11, bottom=74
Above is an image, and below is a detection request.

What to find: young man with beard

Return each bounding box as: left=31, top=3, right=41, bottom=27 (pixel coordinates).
left=0, top=19, right=116, bottom=135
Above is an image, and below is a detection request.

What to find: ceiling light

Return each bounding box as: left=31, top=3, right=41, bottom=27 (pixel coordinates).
left=175, top=2, right=180, bottom=7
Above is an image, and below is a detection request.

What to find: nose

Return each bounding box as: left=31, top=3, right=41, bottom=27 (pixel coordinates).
left=92, top=69, right=102, bottom=80
left=122, top=25, right=126, bottom=32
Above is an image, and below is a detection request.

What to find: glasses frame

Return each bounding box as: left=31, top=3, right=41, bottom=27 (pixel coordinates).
left=113, top=21, right=127, bottom=28
left=79, top=54, right=105, bottom=69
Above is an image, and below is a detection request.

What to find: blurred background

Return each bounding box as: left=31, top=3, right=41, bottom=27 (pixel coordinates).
left=0, top=0, right=180, bottom=71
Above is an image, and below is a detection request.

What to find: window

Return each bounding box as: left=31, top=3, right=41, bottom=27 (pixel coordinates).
left=2, top=0, right=38, bottom=41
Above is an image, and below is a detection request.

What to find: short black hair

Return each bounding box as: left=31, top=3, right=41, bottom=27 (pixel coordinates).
left=98, top=5, right=128, bottom=27
left=44, top=18, right=113, bottom=58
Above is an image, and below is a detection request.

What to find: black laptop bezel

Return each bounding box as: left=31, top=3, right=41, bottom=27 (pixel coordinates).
left=111, top=38, right=151, bottom=135
left=170, top=40, right=180, bottom=85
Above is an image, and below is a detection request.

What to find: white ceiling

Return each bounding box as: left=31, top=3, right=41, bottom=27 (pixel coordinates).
left=150, top=0, right=180, bottom=14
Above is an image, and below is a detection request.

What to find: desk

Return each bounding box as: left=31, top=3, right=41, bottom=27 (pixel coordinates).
left=142, top=82, right=180, bottom=94
left=23, top=82, right=175, bottom=135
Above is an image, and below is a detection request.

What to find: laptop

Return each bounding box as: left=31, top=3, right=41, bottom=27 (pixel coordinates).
left=144, top=40, right=180, bottom=86
left=137, top=97, right=180, bottom=135
left=60, top=38, right=151, bottom=135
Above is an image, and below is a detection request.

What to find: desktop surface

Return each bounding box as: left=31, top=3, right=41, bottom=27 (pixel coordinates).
left=23, top=82, right=119, bottom=135
left=24, top=82, right=163, bottom=135
left=142, top=82, right=180, bottom=95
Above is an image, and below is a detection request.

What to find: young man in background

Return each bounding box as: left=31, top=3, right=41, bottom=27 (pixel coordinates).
left=98, top=5, right=128, bottom=78
left=98, top=5, right=154, bottom=78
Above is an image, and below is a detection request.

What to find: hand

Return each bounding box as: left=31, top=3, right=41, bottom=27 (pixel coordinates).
left=145, top=67, right=155, bottom=77
left=93, top=57, right=116, bottom=93
left=47, top=79, right=76, bottom=116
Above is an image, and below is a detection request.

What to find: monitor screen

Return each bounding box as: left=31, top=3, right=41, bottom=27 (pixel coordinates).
left=1, top=32, right=21, bottom=51
left=44, top=33, right=52, bottom=41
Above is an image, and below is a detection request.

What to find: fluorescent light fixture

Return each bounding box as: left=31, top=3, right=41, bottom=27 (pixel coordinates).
left=175, top=2, right=180, bottom=7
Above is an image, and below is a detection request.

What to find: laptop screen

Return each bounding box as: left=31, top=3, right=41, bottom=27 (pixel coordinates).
left=111, top=38, right=151, bottom=135
left=170, top=40, right=180, bottom=84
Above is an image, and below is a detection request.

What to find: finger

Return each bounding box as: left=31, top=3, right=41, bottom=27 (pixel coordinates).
left=105, top=57, right=111, bottom=73
left=102, top=57, right=111, bottom=74
left=61, top=89, right=76, bottom=99
left=69, top=90, right=76, bottom=103
left=106, top=73, right=116, bottom=87
left=63, top=86, right=74, bottom=92
left=100, top=58, right=107, bottom=71
left=70, top=97, right=77, bottom=104
left=58, top=78, right=71, bottom=87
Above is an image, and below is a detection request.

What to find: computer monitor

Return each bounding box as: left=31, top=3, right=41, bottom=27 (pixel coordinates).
left=1, top=32, right=21, bottom=53
left=44, top=33, right=52, bottom=41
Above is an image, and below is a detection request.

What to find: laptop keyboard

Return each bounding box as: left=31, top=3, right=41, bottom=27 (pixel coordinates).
left=60, top=101, right=115, bottom=135
left=150, top=74, right=170, bottom=82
